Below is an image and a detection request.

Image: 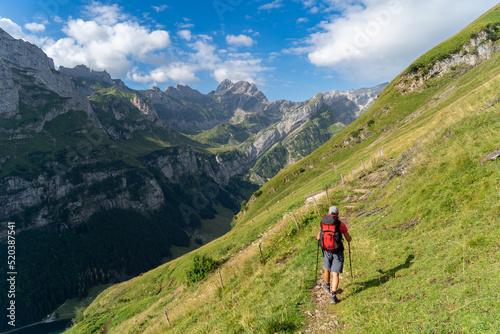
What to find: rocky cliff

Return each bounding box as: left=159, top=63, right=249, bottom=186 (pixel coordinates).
left=396, top=28, right=500, bottom=92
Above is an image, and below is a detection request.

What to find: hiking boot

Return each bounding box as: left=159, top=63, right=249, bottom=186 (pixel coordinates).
left=323, top=283, right=330, bottom=293
left=330, top=295, right=339, bottom=304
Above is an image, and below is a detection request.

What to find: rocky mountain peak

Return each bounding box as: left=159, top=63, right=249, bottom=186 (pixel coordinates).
left=231, top=81, right=260, bottom=96
left=59, top=65, right=113, bottom=85
left=215, top=79, right=234, bottom=95
left=0, top=27, right=55, bottom=72
left=165, top=84, right=205, bottom=100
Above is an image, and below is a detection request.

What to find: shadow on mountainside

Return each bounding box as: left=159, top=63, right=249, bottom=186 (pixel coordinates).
left=349, top=254, right=415, bottom=295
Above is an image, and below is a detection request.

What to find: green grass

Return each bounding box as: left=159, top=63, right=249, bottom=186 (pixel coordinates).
left=406, top=5, right=500, bottom=74
left=191, top=122, right=252, bottom=147
left=65, top=7, right=500, bottom=333
left=45, top=285, right=113, bottom=321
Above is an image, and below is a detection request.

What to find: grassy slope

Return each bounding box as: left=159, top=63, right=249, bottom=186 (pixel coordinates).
left=66, top=6, right=500, bottom=334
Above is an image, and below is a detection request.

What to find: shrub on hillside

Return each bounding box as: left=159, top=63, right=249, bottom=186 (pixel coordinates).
left=186, top=254, right=220, bottom=284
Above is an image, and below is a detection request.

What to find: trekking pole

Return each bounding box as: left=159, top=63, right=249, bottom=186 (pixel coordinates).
left=348, top=242, right=353, bottom=278
left=315, top=239, right=320, bottom=281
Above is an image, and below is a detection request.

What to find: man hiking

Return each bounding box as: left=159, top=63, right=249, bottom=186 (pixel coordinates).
left=316, top=205, right=352, bottom=304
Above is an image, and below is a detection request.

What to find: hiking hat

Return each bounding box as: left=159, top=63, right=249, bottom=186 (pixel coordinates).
left=329, top=206, right=339, bottom=215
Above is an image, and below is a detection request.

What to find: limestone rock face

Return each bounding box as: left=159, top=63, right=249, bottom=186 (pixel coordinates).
left=396, top=30, right=500, bottom=92
left=59, top=65, right=114, bottom=85
left=146, top=146, right=249, bottom=185
left=213, top=79, right=269, bottom=114
left=245, top=83, right=386, bottom=163
left=0, top=28, right=101, bottom=131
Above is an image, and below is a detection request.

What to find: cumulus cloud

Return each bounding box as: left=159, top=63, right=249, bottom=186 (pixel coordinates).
left=25, top=22, right=46, bottom=32
left=213, top=53, right=272, bottom=84
left=132, top=37, right=270, bottom=86
left=42, top=5, right=170, bottom=79
left=132, top=62, right=199, bottom=83
left=304, top=0, right=500, bottom=81
left=0, top=17, right=48, bottom=45
left=0, top=18, right=24, bottom=39
left=226, top=34, right=255, bottom=47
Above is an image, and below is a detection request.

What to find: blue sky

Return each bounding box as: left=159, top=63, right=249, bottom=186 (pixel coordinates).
left=1, top=0, right=498, bottom=101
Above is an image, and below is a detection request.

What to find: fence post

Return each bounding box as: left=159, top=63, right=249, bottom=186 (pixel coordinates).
left=312, top=197, right=321, bottom=217
left=341, top=174, right=345, bottom=191
left=258, top=244, right=265, bottom=264
left=291, top=212, right=299, bottom=230
left=218, top=268, right=224, bottom=290
left=324, top=184, right=330, bottom=205
left=361, top=159, right=365, bottom=170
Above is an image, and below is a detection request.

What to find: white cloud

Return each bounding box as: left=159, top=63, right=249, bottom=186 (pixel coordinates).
left=42, top=6, right=170, bottom=79
left=132, top=62, right=199, bottom=83
left=131, top=37, right=270, bottom=86
left=83, top=2, right=126, bottom=25
left=305, top=0, right=500, bottom=81
left=188, top=39, right=220, bottom=68
left=25, top=22, right=46, bottom=32
left=177, top=30, right=192, bottom=41
left=226, top=34, right=255, bottom=47
left=213, top=53, right=272, bottom=85
left=243, top=29, right=260, bottom=36
left=296, top=17, right=309, bottom=24
left=258, top=0, right=284, bottom=11
left=152, top=5, right=168, bottom=13
left=0, top=17, right=48, bottom=45
left=0, top=18, right=24, bottom=39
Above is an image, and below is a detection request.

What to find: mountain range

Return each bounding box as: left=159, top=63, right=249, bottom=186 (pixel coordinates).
left=0, top=26, right=385, bottom=330
left=62, top=4, right=500, bottom=333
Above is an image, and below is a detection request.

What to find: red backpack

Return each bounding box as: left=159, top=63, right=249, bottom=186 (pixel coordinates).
left=320, top=214, right=344, bottom=253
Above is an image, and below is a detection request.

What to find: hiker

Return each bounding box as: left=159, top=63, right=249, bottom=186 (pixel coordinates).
left=316, top=205, right=352, bottom=304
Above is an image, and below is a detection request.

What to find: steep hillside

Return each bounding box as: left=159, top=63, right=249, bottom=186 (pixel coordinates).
left=64, top=5, right=500, bottom=333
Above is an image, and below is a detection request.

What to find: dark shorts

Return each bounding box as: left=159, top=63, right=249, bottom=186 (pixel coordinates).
left=323, top=251, right=344, bottom=273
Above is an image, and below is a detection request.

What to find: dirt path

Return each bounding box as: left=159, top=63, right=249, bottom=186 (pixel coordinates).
left=300, top=281, right=344, bottom=333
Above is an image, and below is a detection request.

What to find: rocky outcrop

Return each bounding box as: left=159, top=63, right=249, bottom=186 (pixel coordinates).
left=213, top=79, right=269, bottom=114
left=59, top=65, right=114, bottom=85
left=245, top=84, right=386, bottom=163
left=0, top=28, right=101, bottom=132
left=0, top=167, right=164, bottom=228
left=397, top=30, right=500, bottom=92
left=146, top=146, right=249, bottom=185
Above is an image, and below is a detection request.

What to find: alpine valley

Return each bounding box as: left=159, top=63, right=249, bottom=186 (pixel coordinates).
left=0, top=27, right=385, bottom=330
left=64, top=4, right=499, bottom=334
